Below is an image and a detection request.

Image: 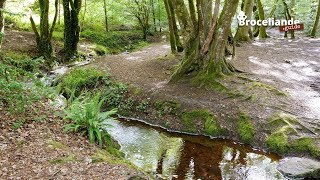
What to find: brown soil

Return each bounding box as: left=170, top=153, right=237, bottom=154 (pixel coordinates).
left=90, top=29, right=320, bottom=150
left=0, top=100, right=147, bottom=179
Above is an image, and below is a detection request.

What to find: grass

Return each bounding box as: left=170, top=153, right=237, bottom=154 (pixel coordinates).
left=236, top=112, right=255, bottom=144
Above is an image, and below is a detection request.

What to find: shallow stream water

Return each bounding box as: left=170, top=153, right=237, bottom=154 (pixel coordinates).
left=105, top=118, right=286, bottom=180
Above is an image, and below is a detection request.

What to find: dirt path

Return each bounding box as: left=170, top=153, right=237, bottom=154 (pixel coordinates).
left=91, top=30, right=320, bottom=146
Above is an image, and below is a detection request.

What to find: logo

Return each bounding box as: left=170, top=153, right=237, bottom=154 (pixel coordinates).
left=237, top=11, right=304, bottom=31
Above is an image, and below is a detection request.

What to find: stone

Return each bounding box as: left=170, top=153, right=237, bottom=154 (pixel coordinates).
left=277, top=157, right=320, bottom=179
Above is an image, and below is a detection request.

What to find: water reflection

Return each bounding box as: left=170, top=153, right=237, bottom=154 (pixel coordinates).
left=105, top=119, right=284, bottom=179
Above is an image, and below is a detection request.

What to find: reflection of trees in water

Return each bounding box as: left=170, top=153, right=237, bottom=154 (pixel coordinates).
left=219, top=146, right=285, bottom=180
left=173, top=142, right=223, bottom=180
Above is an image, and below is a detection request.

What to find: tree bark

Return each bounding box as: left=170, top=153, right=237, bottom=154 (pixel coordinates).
left=0, top=0, right=6, bottom=48
left=256, top=0, right=268, bottom=38
left=235, top=0, right=254, bottom=42
left=103, top=0, right=109, bottom=32
left=62, top=0, right=82, bottom=61
left=311, top=0, right=320, bottom=37
left=30, top=0, right=58, bottom=60
left=163, top=0, right=176, bottom=53
left=170, top=0, right=239, bottom=83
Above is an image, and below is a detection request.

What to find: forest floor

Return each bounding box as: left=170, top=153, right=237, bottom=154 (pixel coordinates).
left=1, top=28, right=320, bottom=179
left=90, top=29, right=320, bottom=151
left=0, top=30, right=148, bottom=179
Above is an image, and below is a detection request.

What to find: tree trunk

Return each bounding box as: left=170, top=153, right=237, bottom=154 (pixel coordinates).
left=163, top=0, right=177, bottom=53
left=235, top=0, right=254, bottom=42
left=151, top=0, right=156, bottom=32
left=0, top=0, right=6, bottom=48
left=103, top=0, right=109, bottom=32
left=62, top=0, right=82, bottom=61
left=168, top=0, right=183, bottom=52
left=170, top=0, right=239, bottom=83
left=256, top=0, right=268, bottom=38
left=30, top=0, right=58, bottom=60
left=282, top=0, right=294, bottom=39
left=311, top=0, right=320, bottom=37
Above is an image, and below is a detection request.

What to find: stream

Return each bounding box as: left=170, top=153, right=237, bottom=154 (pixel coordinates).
left=49, top=62, right=287, bottom=180
left=104, top=118, right=285, bottom=180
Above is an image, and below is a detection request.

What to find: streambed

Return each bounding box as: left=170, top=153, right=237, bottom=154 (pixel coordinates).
left=105, top=118, right=285, bottom=180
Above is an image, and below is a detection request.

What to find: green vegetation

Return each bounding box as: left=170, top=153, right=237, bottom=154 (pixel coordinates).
left=181, top=109, right=226, bottom=136
left=236, top=112, right=255, bottom=144
left=292, top=138, right=320, bottom=158
left=55, top=68, right=107, bottom=98
left=266, top=133, right=289, bottom=154
left=154, top=100, right=180, bottom=116
left=64, top=95, right=117, bottom=146
left=49, top=154, right=76, bottom=164
left=82, top=30, right=149, bottom=54
left=11, top=119, right=26, bottom=130
left=249, top=82, right=287, bottom=96
left=0, top=53, right=47, bottom=113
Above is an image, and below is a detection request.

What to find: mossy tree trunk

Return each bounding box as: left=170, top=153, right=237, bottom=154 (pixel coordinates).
left=103, top=0, right=109, bottom=32
left=235, top=0, right=254, bottom=42
left=0, top=0, right=6, bottom=48
left=62, top=0, right=82, bottom=61
left=170, top=0, right=239, bottom=83
left=30, top=0, right=58, bottom=60
left=256, top=0, right=268, bottom=38
left=163, top=0, right=183, bottom=53
left=311, top=0, right=320, bottom=37
left=282, top=0, right=294, bottom=39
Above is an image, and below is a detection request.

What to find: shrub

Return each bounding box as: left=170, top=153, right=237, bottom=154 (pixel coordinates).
left=236, top=112, right=255, bottom=144
left=64, top=95, right=117, bottom=146
left=266, top=133, right=289, bottom=154
left=102, top=83, right=128, bottom=109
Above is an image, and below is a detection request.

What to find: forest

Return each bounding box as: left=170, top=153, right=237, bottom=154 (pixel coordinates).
left=0, top=0, right=320, bottom=179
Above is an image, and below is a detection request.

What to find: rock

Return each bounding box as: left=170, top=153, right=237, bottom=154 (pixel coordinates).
left=277, top=157, right=320, bottom=179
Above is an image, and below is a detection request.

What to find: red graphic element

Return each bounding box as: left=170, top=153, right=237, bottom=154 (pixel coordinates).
left=279, top=24, right=304, bottom=32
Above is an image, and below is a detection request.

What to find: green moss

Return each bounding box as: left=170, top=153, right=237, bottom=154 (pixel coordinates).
left=191, top=72, right=228, bottom=92
left=292, top=138, right=320, bottom=158
left=54, top=68, right=109, bottom=98
left=181, top=110, right=208, bottom=133
left=154, top=100, right=181, bottom=116
left=49, top=154, right=76, bottom=164
left=181, top=109, right=226, bottom=136
left=267, top=113, right=299, bottom=135
left=249, top=82, right=287, bottom=96
left=266, top=133, right=289, bottom=154
left=47, top=140, right=66, bottom=150
left=236, top=112, right=255, bottom=143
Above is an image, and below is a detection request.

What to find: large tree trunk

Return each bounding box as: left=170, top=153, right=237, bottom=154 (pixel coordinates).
left=311, top=0, right=320, bottom=37
left=170, top=0, right=239, bottom=83
left=62, top=0, right=82, bottom=61
left=256, top=0, right=268, bottom=38
left=235, top=0, right=254, bottom=42
left=163, top=0, right=177, bottom=53
left=30, top=0, right=58, bottom=60
left=0, top=0, right=6, bottom=48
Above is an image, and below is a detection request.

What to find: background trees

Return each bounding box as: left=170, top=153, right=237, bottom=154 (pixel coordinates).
left=1, top=0, right=320, bottom=63
left=0, top=0, right=6, bottom=48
